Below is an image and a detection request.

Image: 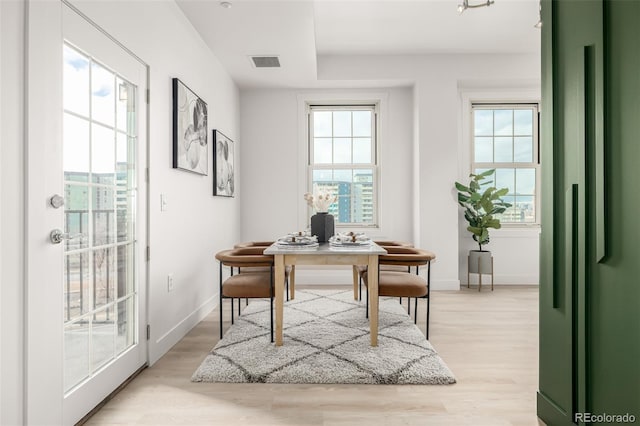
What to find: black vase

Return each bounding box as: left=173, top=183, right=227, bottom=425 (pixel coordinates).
left=310, top=212, right=335, bottom=243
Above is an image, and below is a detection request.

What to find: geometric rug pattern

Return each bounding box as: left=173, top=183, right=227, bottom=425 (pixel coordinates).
left=192, top=289, right=456, bottom=385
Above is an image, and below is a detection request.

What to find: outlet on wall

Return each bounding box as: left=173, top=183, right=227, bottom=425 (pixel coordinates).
left=167, top=274, right=174, bottom=292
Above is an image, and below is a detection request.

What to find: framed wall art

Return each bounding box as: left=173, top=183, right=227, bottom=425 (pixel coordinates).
left=213, top=130, right=235, bottom=197
left=172, top=78, right=208, bottom=175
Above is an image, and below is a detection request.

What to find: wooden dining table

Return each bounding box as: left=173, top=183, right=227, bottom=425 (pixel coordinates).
left=264, top=242, right=387, bottom=346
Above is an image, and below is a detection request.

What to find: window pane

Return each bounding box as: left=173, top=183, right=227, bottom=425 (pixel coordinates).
left=352, top=111, right=371, bottom=137
left=91, top=62, right=115, bottom=127
left=494, top=110, right=513, bottom=136
left=514, top=136, right=533, bottom=162
left=333, top=138, right=352, bottom=163
left=63, top=45, right=90, bottom=117
left=116, top=297, right=135, bottom=354
left=353, top=169, right=374, bottom=224
left=313, top=138, right=332, bottom=164
left=516, top=168, right=536, bottom=195
left=353, top=138, right=372, bottom=164
left=494, top=137, right=513, bottom=162
left=313, top=169, right=332, bottom=182
left=333, top=111, right=351, bottom=137
left=474, top=137, right=493, bottom=162
left=495, top=168, right=515, bottom=193
left=474, top=110, right=493, bottom=136
left=514, top=195, right=536, bottom=223
left=514, top=109, right=533, bottom=135
left=313, top=111, right=332, bottom=137
left=117, top=244, right=135, bottom=298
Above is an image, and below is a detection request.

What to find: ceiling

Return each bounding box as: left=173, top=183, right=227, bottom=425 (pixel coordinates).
left=176, top=0, right=541, bottom=89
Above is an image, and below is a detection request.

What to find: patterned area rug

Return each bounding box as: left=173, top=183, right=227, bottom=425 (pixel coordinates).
left=192, top=289, right=456, bottom=385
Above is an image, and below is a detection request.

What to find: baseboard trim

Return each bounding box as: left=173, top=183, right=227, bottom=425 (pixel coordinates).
left=537, top=391, right=572, bottom=426
left=149, top=295, right=216, bottom=365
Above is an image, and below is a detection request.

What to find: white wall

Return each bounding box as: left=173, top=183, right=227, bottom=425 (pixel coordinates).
left=318, top=54, right=541, bottom=288
left=1, top=1, right=239, bottom=422
left=67, top=0, right=241, bottom=363
left=239, top=87, right=414, bottom=283
left=1, top=1, right=25, bottom=424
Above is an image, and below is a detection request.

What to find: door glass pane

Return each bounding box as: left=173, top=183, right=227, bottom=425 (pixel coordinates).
left=64, top=183, right=89, bottom=251
left=93, top=186, right=115, bottom=246
left=91, top=62, right=115, bottom=127
left=64, top=114, right=90, bottom=181
left=92, top=305, right=115, bottom=370
left=117, top=244, right=135, bottom=298
left=64, top=252, right=90, bottom=320
left=93, top=247, right=115, bottom=309
left=92, top=123, right=116, bottom=184
left=63, top=45, right=90, bottom=117
left=64, top=320, right=90, bottom=392
left=116, top=297, right=135, bottom=354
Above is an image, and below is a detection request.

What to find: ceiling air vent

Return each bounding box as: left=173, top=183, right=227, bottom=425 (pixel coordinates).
left=250, top=56, right=281, bottom=68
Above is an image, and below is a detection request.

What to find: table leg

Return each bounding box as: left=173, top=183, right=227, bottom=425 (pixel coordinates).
left=368, top=254, right=379, bottom=346
left=352, top=265, right=359, bottom=300
left=275, top=254, right=285, bottom=346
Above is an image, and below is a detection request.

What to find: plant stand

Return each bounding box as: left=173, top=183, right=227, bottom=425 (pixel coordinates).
left=467, top=252, right=494, bottom=292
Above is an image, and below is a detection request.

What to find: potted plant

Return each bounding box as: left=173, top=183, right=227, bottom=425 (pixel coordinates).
left=455, top=169, right=512, bottom=286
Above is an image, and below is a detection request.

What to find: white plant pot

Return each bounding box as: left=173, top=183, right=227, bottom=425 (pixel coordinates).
left=468, top=250, right=493, bottom=274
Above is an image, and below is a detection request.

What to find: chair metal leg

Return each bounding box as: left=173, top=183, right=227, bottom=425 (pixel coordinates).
left=246, top=298, right=248, bottom=306
left=219, top=262, right=224, bottom=339
left=286, top=276, right=289, bottom=301
left=414, top=297, right=418, bottom=324
left=359, top=276, right=362, bottom=301
left=231, top=297, right=234, bottom=324
left=238, top=298, right=241, bottom=315
left=365, top=284, right=369, bottom=319
left=426, top=261, right=431, bottom=339
left=407, top=298, right=411, bottom=315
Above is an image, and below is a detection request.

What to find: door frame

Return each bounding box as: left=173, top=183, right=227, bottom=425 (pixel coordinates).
left=25, top=1, right=150, bottom=423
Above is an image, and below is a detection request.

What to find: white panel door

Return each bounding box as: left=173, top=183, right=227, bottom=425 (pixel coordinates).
left=26, top=3, right=148, bottom=424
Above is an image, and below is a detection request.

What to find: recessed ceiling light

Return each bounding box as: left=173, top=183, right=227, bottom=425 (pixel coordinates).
left=220, top=1, right=232, bottom=9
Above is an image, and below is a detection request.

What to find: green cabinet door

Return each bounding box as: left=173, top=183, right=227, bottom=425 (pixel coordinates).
left=539, top=1, right=640, bottom=424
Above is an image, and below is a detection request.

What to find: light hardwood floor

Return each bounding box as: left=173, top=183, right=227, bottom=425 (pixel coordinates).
left=86, top=286, right=542, bottom=426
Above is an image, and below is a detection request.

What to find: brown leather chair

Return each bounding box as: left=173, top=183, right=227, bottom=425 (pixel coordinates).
left=362, top=247, right=435, bottom=339
left=234, top=241, right=295, bottom=300
left=215, top=247, right=280, bottom=342
left=354, top=240, right=414, bottom=301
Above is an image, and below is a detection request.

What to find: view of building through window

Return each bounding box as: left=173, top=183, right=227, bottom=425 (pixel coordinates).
left=472, top=104, right=540, bottom=224
left=309, top=106, right=377, bottom=226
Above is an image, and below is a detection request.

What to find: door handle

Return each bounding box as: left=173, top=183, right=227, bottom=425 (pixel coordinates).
left=50, top=229, right=85, bottom=245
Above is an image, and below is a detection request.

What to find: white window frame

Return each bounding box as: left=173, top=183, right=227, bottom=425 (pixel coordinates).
left=307, top=103, right=380, bottom=228
left=470, top=102, right=541, bottom=226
